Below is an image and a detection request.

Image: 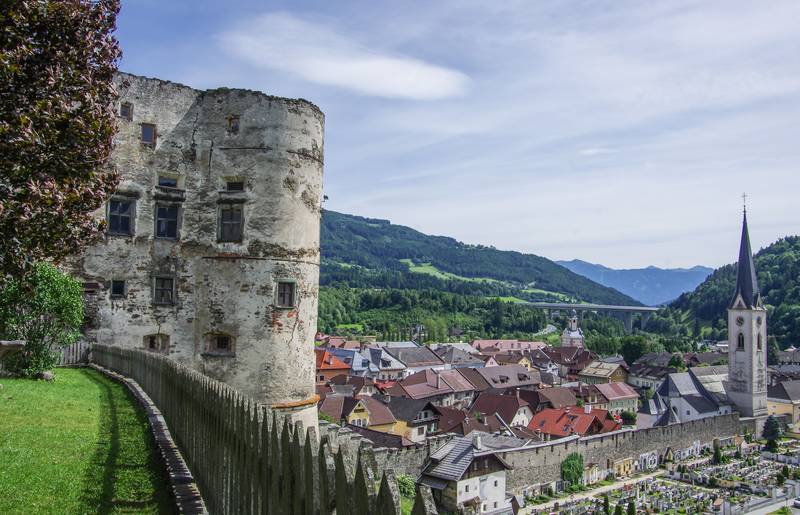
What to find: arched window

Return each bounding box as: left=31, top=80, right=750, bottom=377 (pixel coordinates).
left=737, top=333, right=745, bottom=351
left=757, top=333, right=763, bottom=351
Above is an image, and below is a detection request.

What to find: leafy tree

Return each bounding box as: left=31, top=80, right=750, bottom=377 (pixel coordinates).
left=0, top=0, right=121, bottom=280
left=627, top=500, right=636, bottom=515
left=712, top=444, right=722, bottom=465
left=603, top=494, right=610, bottom=514
left=667, top=353, right=686, bottom=371
left=620, top=411, right=637, bottom=425
left=395, top=474, right=416, bottom=500
left=777, top=474, right=786, bottom=487
left=762, top=415, right=782, bottom=452
left=560, top=452, right=584, bottom=486
left=620, top=335, right=655, bottom=365
left=768, top=337, right=781, bottom=366
left=614, top=504, right=623, bottom=515
left=0, top=262, right=83, bottom=376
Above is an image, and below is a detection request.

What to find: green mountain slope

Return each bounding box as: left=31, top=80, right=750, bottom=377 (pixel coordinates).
left=668, top=236, right=800, bottom=345
left=558, top=259, right=712, bottom=306
left=320, top=210, right=638, bottom=306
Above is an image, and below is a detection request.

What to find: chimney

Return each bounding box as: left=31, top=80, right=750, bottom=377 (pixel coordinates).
left=473, top=434, right=482, bottom=450
left=584, top=404, right=591, bottom=414
left=516, top=388, right=520, bottom=399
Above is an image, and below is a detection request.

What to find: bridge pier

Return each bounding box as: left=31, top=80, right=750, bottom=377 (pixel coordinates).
left=641, top=312, right=652, bottom=331
left=623, top=312, right=634, bottom=334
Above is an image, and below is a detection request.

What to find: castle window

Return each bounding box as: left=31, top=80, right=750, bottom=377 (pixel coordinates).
left=141, top=123, right=157, bottom=146
left=757, top=334, right=763, bottom=351
left=228, top=116, right=240, bottom=134
left=144, top=334, right=169, bottom=353
left=120, top=102, right=133, bottom=120
left=205, top=333, right=235, bottom=356
left=218, top=204, right=243, bottom=242
left=158, top=176, right=178, bottom=188
left=155, top=204, right=179, bottom=239
left=276, top=281, right=296, bottom=308
left=226, top=180, right=245, bottom=191
left=108, top=199, right=134, bottom=235
left=153, top=276, right=175, bottom=305
left=110, top=280, right=126, bottom=297
left=737, top=333, right=745, bottom=351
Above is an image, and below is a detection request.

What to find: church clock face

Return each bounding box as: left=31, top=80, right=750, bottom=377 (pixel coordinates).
left=736, top=316, right=745, bottom=326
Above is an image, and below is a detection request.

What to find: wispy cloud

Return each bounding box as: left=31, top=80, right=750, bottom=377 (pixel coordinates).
left=218, top=12, right=469, bottom=100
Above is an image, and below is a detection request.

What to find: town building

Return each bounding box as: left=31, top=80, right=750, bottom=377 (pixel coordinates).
left=470, top=392, right=535, bottom=428
left=419, top=433, right=516, bottom=515
left=360, top=347, right=406, bottom=381
left=627, top=363, right=675, bottom=392
left=767, top=380, right=800, bottom=431
left=433, top=345, right=486, bottom=369
left=577, top=360, right=628, bottom=384
left=319, top=395, right=396, bottom=433
left=594, top=382, right=639, bottom=416
left=385, top=345, right=447, bottom=376
left=315, top=349, right=351, bottom=384
left=381, top=397, right=439, bottom=443
left=528, top=406, right=621, bottom=440
left=560, top=310, right=585, bottom=347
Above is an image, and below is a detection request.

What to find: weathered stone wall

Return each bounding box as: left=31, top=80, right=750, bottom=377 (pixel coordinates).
left=73, top=72, right=324, bottom=417
left=503, top=413, right=741, bottom=492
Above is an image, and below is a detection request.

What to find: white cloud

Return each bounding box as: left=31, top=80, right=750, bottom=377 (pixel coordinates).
left=218, top=12, right=468, bottom=100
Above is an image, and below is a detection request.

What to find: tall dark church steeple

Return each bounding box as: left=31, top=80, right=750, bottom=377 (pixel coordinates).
left=729, top=210, right=761, bottom=309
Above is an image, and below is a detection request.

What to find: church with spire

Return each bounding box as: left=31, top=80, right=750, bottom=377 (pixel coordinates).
left=724, top=208, right=768, bottom=418
left=645, top=206, right=768, bottom=426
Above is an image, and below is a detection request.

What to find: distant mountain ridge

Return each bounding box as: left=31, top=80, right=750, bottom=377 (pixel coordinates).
left=557, top=259, right=712, bottom=306
left=320, top=210, right=639, bottom=306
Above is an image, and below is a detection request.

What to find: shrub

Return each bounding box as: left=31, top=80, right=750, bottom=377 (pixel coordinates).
left=762, top=416, right=782, bottom=452
left=627, top=500, right=636, bottom=515
left=603, top=494, right=610, bottom=514
left=614, top=504, right=623, bottom=515
left=0, top=263, right=83, bottom=376
left=620, top=411, right=637, bottom=425
left=396, top=474, right=415, bottom=499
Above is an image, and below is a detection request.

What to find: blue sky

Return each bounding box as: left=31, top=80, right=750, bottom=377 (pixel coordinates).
left=117, top=0, right=800, bottom=269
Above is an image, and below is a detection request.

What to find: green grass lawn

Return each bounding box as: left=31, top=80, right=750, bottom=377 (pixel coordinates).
left=400, top=258, right=504, bottom=284
left=0, top=368, right=174, bottom=514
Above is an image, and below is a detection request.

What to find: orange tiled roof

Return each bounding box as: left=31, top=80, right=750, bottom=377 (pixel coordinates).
left=315, top=348, right=351, bottom=370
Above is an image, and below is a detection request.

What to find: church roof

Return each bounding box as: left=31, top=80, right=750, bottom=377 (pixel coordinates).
left=729, top=211, right=762, bottom=309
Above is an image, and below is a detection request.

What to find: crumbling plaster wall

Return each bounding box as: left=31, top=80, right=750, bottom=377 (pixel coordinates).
left=75, top=72, right=324, bottom=411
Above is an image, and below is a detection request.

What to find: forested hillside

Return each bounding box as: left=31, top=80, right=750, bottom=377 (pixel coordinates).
left=320, top=210, right=637, bottom=305
left=661, top=236, right=800, bottom=345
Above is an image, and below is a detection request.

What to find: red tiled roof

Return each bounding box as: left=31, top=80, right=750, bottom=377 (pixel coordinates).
left=528, top=407, right=621, bottom=438
left=315, top=349, right=351, bottom=371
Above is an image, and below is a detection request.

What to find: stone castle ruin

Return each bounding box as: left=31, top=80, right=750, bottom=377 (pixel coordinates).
left=73, top=73, right=324, bottom=426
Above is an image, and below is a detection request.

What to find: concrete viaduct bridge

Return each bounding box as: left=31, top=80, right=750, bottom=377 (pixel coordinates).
left=523, top=302, right=660, bottom=333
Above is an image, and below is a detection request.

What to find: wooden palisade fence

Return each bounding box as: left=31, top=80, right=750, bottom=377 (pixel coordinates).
left=92, top=345, right=439, bottom=515
left=59, top=340, right=90, bottom=365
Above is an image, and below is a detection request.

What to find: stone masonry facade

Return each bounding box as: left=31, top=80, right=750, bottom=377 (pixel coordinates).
left=73, top=73, right=324, bottom=425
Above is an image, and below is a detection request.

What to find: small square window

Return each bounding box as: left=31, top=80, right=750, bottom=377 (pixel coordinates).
left=215, top=335, right=230, bottom=350
left=276, top=281, right=296, bottom=308
left=218, top=204, right=243, bottom=242
left=144, top=334, right=169, bottom=353
left=417, top=427, right=424, bottom=436
left=226, top=181, right=245, bottom=191
left=108, top=199, right=134, bottom=235
left=228, top=116, right=240, bottom=134
left=141, top=123, right=157, bottom=146
left=154, top=277, right=174, bottom=304
left=110, top=280, right=125, bottom=297
left=120, top=102, right=133, bottom=120
left=158, top=176, right=178, bottom=188
left=156, top=204, right=179, bottom=239
left=465, top=484, right=469, bottom=492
